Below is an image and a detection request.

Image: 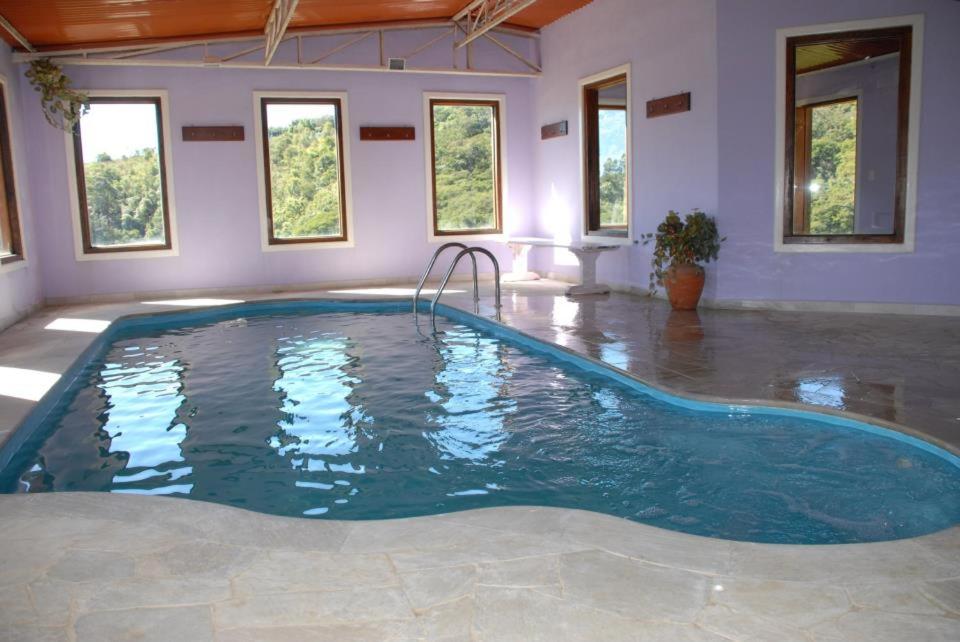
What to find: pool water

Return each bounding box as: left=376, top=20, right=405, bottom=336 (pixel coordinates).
left=2, top=306, right=958, bottom=544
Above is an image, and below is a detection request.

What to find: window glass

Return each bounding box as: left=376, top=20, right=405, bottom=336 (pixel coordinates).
left=0, top=83, right=21, bottom=263
left=261, top=99, right=346, bottom=243
left=74, top=99, right=170, bottom=251
left=430, top=100, right=501, bottom=235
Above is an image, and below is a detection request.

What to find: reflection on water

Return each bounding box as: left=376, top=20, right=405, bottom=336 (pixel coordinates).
left=426, top=327, right=515, bottom=462
left=4, top=310, right=957, bottom=544
left=103, top=350, right=190, bottom=495
left=270, top=333, right=367, bottom=460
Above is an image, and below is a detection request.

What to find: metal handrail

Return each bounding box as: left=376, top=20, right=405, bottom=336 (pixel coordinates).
left=413, top=242, right=478, bottom=314
left=431, top=247, right=501, bottom=326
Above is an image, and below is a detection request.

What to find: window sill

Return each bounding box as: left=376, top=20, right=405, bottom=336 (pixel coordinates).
left=428, top=232, right=505, bottom=244
left=75, top=247, right=180, bottom=261
left=0, top=255, right=27, bottom=274
left=775, top=240, right=914, bottom=254
left=261, top=239, right=355, bottom=252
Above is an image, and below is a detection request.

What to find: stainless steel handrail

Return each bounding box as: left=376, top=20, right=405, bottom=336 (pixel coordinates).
left=413, top=242, right=478, bottom=314
left=431, top=247, right=501, bottom=326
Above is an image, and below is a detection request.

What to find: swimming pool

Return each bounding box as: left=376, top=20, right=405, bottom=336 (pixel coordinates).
left=1, top=301, right=958, bottom=544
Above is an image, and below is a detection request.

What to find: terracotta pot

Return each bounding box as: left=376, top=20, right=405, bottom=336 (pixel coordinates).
left=663, top=264, right=705, bottom=310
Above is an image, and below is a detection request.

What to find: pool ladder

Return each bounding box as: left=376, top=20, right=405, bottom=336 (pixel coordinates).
left=413, top=243, right=502, bottom=326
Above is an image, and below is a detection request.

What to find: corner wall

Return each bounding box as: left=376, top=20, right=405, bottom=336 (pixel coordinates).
left=0, top=45, right=41, bottom=330
left=529, top=0, right=720, bottom=292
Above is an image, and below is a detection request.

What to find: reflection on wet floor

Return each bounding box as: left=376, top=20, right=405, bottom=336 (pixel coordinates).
left=463, top=286, right=958, bottom=449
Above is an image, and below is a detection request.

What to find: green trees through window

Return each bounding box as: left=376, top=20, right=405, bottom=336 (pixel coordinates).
left=262, top=100, right=345, bottom=242
left=806, top=99, right=858, bottom=234
left=75, top=99, right=169, bottom=251
left=430, top=100, right=500, bottom=234
left=598, top=108, right=627, bottom=227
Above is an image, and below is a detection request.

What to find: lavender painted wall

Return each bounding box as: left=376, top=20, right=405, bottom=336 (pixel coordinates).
left=0, top=45, right=41, bottom=330
left=24, top=58, right=536, bottom=300
left=12, top=0, right=960, bottom=307
left=528, top=0, right=720, bottom=293
left=716, top=0, right=960, bottom=305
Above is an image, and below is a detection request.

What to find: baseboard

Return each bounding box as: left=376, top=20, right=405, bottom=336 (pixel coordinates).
left=43, top=273, right=494, bottom=307
left=541, top=271, right=960, bottom=317
left=0, top=300, right=43, bottom=333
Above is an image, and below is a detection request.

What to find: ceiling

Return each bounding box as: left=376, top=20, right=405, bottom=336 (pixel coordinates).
left=0, top=0, right=595, bottom=51
left=796, top=37, right=902, bottom=75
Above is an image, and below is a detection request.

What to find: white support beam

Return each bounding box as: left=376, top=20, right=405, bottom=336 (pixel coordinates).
left=453, top=0, right=537, bottom=48
left=0, top=12, right=34, bottom=53
left=264, top=0, right=300, bottom=65
left=10, top=21, right=541, bottom=78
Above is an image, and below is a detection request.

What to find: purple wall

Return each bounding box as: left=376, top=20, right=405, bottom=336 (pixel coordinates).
left=23, top=59, right=536, bottom=300
left=529, top=0, right=719, bottom=291
left=0, top=45, right=41, bottom=329
left=716, top=0, right=960, bottom=305
left=12, top=0, right=960, bottom=307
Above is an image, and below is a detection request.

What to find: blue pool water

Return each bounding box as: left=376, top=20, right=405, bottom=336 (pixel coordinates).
left=1, top=302, right=958, bottom=544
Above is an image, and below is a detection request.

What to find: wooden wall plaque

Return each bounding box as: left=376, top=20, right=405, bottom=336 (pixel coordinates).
left=182, top=126, right=245, bottom=142
left=360, top=126, right=416, bottom=141
left=646, top=92, right=691, bottom=118
left=541, top=120, right=568, bottom=140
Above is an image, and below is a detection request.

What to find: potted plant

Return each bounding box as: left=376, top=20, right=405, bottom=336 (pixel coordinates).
left=642, top=209, right=723, bottom=310
left=25, top=59, right=88, bottom=131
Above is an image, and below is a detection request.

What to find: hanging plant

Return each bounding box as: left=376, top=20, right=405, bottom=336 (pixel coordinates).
left=25, top=59, right=89, bottom=131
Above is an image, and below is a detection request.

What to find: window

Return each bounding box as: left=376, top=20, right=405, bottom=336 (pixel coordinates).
left=0, top=81, right=23, bottom=265
left=72, top=96, right=173, bottom=254
left=258, top=96, right=348, bottom=245
left=582, top=68, right=630, bottom=238
left=781, top=22, right=916, bottom=248
left=427, top=97, right=502, bottom=236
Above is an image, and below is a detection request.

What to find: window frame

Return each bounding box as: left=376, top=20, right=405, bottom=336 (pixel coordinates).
left=579, top=64, right=633, bottom=245
left=775, top=16, right=923, bottom=253
left=423, top=92, right=506, bottom=243
left=72, top=94, right=173, bottom=255
left=254, top=93, right=353, bottom=249
left=0, top=75, right=24, bottom=269
left=65, top=90, right=179, bottom=261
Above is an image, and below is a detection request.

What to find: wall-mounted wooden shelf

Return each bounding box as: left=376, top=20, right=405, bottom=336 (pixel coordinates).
left=360, top=126, right=415, bottom=141
left=646, top=92, right=691, bottom=118
left=182, top=126, right=245, bottom=142
left=541, top=120, right=568, bottom=140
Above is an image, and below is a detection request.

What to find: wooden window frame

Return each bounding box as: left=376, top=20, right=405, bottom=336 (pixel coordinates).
left=0, top=80, right=23, bottom=266
left=783, top=25, right=912, bottom=246
left=428, top=98, right=503, bottom=237
left=259, top=96, right=349, bottom=246
left=792, top=95, right=860, bottom=234
left=72, top=96, right=173, bottom=254
left=582, top=71, right=630, bottom=239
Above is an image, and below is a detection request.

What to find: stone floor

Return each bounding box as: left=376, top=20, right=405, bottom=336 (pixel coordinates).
left=2, top=493, right=959, bottom=642
left=1, top=280, right=959, bottom=640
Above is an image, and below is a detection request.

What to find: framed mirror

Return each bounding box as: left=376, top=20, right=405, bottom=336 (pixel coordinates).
left=782, top=24, right=915, bottom=247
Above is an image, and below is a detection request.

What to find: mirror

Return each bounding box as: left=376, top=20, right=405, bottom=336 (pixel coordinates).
left=583, top=72, right=629, bottom=236
left=784, top=26, right=911, bottom=244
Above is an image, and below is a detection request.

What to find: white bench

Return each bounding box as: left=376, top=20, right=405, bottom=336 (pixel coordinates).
left=505, top=237, right=623, bottom=296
